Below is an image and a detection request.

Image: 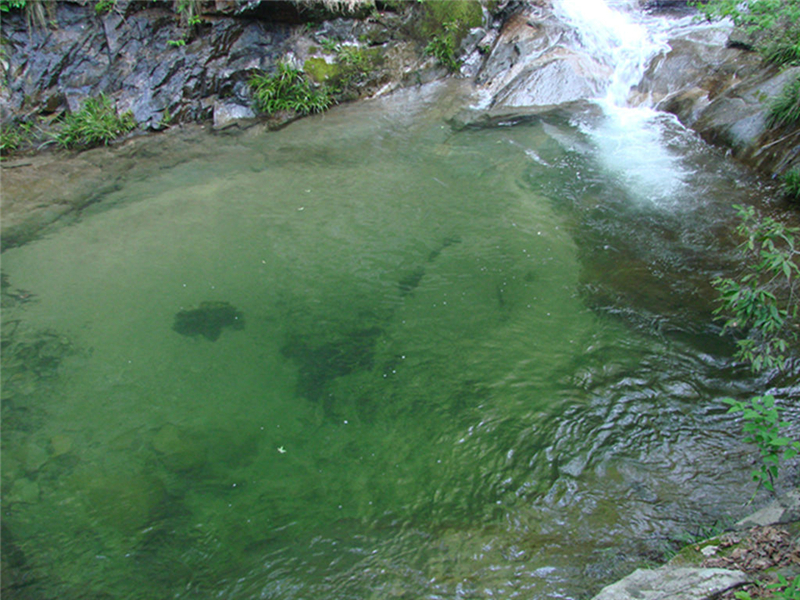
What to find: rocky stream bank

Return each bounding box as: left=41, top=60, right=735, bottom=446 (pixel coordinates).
left=1, top=0, right=798, bottom=250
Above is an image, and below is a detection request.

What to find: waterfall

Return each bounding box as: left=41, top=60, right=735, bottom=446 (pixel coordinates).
left=553, top=0, right=671, bottom=108
left=553, top=0, right=688, bottom=204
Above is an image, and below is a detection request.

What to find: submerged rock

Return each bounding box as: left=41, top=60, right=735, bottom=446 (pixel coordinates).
left=281, top=325, right=383, bottom=404
left=76, top=468, right=167, bottom=536
left=152, top=423, right=206, bottom=472
left=172, top=301, right=244, bottom=342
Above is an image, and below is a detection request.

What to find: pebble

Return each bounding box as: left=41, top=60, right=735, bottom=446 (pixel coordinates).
left=700, top=545, right=719, bottom=557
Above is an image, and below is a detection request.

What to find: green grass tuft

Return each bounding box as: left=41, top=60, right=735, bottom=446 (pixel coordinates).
left=782, top=168, right=800, bottom=200
left=767, top=74, right=800, bottom=128
left=54, top=94, right=136, bottom=149
left=250, top=63, right=333, bottom=116
left=0, top=122, right=35, bottom=158
left=425, top=22, right=461, bottom=72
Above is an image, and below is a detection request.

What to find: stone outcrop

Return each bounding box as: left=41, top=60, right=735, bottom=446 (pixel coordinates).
left=2, top=0, right=797, bottom=180
left=736, top=488, right=800, bottom=528
left=590, top=567, right=748, bottom=600
left=1, top=1, right=288, bottom=130
left=641, top=25, right=800, bottom=179
left=470, top=3, right=799, bottom=179
left=474, top=7, right=610, bottom=110
left=0, top=0, right=440, bottom=133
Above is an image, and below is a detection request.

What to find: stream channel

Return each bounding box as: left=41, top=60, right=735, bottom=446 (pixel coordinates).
left=2, top=1, right=798, bottom=598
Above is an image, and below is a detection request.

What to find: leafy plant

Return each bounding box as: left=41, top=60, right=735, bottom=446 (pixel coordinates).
left=0, top=0, right=26, bottom=11
left=53, top=94, right=136, bottom=149
left=319, top=37, right=339, bottom=54
left=165, top=0, right=202, bottom=47
left=249, top=63, right=333, bottom=116
left=735, top=574, right=800, bottom=599
left=723, top=395, right=800, bottom=494
left=771, top=575, right=800, bottom=600
left=337, top=44, right=368, bottom=70
left=782, top=168, right=800, bottom=201
left=691, top=0, right=800, bottom=66
left=768, top=75, right=800, bottom=129
left=425, top=20, right=461, bottom=72
left=712, top=204, right=799, bottom=373
left=159, top=107, right=173, bottom=128
left=94, top=0, right=116, bottom=13
left=176, top=0, right=202, bottom=28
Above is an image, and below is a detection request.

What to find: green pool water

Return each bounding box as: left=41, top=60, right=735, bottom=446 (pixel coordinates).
left=1, top=83, right=777, bottom=599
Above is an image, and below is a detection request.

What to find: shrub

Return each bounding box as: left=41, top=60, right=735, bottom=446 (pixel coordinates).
left=714, top=207, right=800, bottom=498
left=723, top=395, right=800, bottom=493
left=250, top=63, right=333, bottom=115
left=767, top=75, right=800, bottom=128
left=0, top=0, right=26, bottom=11
left=712, top=204, right=799, bottom=373
left=692, top=0, right=800, bottom=66
left=54, top=94, right=136, bottom=149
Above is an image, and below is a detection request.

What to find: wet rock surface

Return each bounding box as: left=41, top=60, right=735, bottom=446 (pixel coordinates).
left=594, top=490, right=800, bottom=599
left=475, top=7, right=610, bottom=111
left=590, top=566, right=748, bottom=600
left=1, top=2, right=292, bottom=130
left=641, top=24, right=800, bottom=178
left=472, top=3, right=800, bottom=179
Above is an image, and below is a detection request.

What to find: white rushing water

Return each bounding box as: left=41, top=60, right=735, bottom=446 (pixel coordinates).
left=554, top=0, right=672, bottom=107
left=554, top=0, right=690, bottom=205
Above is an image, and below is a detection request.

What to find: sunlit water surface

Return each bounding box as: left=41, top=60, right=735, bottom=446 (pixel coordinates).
left=1, top=82, right=786, bottom=599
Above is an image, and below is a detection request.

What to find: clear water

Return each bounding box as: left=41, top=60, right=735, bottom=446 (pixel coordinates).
left=0, top=80, right=789, bottom=599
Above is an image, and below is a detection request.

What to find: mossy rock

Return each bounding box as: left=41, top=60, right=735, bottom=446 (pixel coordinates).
left=305, top=47, right=385, bottom=91
left=418, top=0, right=483, bottom=42
left=668, top=536, right=726, bottom=567
left=304, top=57, right=343, bottom=84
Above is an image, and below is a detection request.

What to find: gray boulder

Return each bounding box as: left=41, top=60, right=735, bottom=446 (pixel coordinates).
left=476, top=8, right=609, bottom=111
left=591, top=566, right=749, bottom=600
